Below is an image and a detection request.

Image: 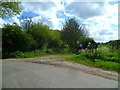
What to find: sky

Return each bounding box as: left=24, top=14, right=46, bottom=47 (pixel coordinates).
left=0, top=0, right=119, bottom=43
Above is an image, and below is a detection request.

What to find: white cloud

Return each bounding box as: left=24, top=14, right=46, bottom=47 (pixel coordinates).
left=21, top=1, right=66, bottom=29
left=21, top=2, right=56, bottom=17
left=32, top=16, right=54, bottom=28
left=65, top=2, right=106, bottom=19
left=82, top=3, right=118, bottom=42
left=4, top=15, right=21, bottom=26
left=22, top=2, right=55, bottom=11
left=0, top=15, right=21, bottom=28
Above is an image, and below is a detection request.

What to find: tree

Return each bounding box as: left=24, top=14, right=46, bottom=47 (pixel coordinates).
left=61, top=18, right=87, bottom=50
left=2, top=23, right=36, bottom=53
left=0, top=1, right=21, bottom=18
left=27, top=22, right=50, bottom=49
left=48, top=30, right=63, bottom=48
left=21, top=18, right=33, bottom=32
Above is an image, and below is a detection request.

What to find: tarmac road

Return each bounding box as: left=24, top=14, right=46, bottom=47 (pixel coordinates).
left=2, top=59, right=118, bottom=88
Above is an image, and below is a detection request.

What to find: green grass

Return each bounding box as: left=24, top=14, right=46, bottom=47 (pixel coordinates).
left=3, top=50, right=46, bottom=58
left=54, top=47, right=119, bottom=72
left=66, top=55, right=119, bottom=72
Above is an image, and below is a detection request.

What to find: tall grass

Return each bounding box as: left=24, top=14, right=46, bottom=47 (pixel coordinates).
left=80, top=46, right=119, bottom=63
left=65, top=46, right=119, bottom=72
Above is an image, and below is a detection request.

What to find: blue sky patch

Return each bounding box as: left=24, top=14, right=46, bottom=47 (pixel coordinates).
left=109, top=2, right=118, bottom=5
left=18, top=11, right=39, bottom=20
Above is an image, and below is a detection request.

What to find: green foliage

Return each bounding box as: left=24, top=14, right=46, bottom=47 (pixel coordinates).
left=107, top=40, right=120, bottom=50
left=2, top=23, right=36, bottom=53
left=48, top=30, right=63, bottom=48
left=79, top=36, right=96, bottom=49
left=27, top=22, right=50, bottom=49
left=2, top=22, right=65, bottom=58
left=0, top=2, right=22, bottom=18
left=61, top=18, right=87, bottom=49
left=79, top=46, right=119, bottom=63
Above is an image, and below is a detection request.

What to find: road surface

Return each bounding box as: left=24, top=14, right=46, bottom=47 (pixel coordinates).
left=2, top=59, right=118, bottom=88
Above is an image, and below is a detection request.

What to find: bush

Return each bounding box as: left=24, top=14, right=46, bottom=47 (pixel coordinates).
left=2, top=23, right=37, bottom=53
left=10, top=51, right=23, bottom=58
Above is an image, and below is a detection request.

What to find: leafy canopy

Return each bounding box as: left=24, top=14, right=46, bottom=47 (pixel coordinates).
left=0, top=1, right=21, bottom=18
left=61, top=18, right=87, bottom=49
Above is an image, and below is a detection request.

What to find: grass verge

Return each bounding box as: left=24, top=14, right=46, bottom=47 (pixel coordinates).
left=3, top=50, right=46, bottom=59
left=55, top=53, right=119, bottom=72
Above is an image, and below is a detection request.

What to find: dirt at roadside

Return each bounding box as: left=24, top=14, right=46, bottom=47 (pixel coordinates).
left=6, top=55, right=119, bottom=81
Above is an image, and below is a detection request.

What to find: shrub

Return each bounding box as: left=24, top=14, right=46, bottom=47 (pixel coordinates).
left=2, top=23, right=37, bottom=53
